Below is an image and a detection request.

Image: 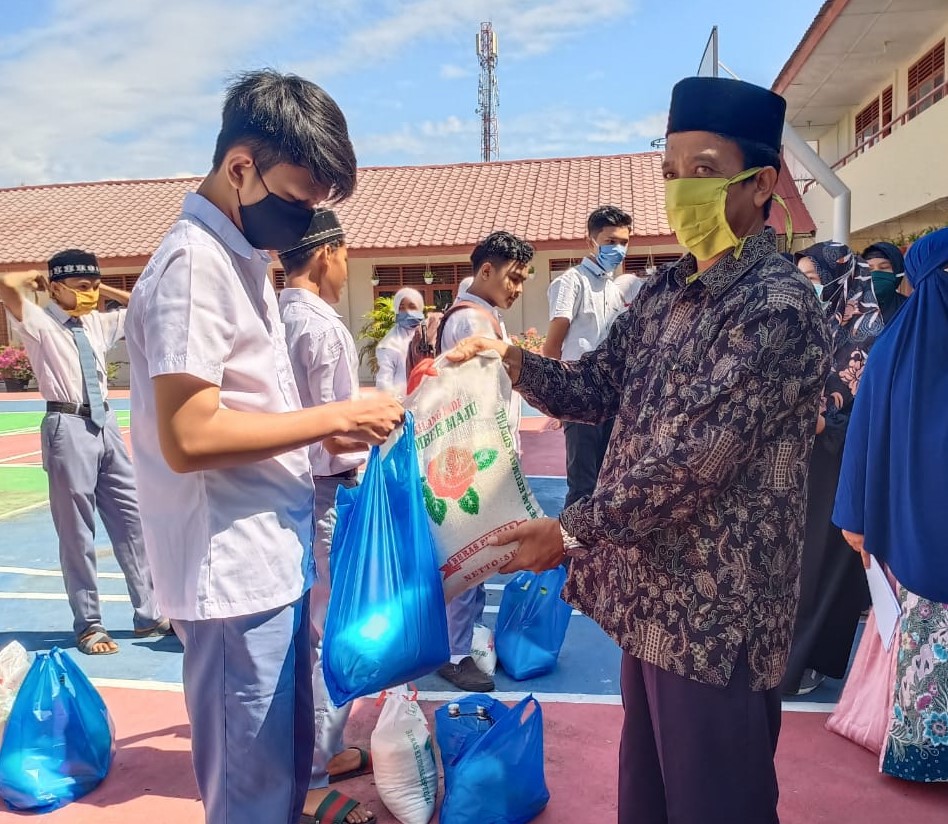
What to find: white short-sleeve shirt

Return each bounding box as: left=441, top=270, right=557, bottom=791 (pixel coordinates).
left=125, top=192, right=315, bottom=621
left=279, top=287, right=367, bottom=477
left=440, top=292, right=522, bottom=453
left=7, top=300, right=124, bottom=403
left=547, top=257, right=626, bottom=362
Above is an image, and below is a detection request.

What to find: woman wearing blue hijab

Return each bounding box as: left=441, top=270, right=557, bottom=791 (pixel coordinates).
left=834, top=227, right=948, bottom=783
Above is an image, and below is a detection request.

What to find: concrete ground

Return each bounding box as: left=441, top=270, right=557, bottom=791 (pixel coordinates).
left=0, top=392, right=945, bottom=822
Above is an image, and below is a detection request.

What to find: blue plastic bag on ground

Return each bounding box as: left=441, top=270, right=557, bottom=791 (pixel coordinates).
left=0, top=647, right=114, bottom=812
left=438, top=694, right=550, bottom=824
left=323, top=412, right=450, bottom=705
left=495, top=567, right=572, bottom=680
left=434, top=693, right=508, bottom=787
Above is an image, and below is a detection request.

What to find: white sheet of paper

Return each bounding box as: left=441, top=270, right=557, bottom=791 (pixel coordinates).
left=866, top=557, right=900, bottom=651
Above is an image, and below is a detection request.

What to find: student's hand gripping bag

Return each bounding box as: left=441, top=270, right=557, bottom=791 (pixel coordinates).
left=495, top=567, right=573, bottom=680
left=323, top=412, right=450, bottom=706
left=0, top=647, right=114, bottom=812
left=438, top=694, right=550, bottom=824
left=405, top=352, right=544, bottom=601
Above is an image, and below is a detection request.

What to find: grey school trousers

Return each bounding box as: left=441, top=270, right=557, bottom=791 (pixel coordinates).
left=309, top=475, right=358, bottom=789
left=40, top=410, right=161, bottom=636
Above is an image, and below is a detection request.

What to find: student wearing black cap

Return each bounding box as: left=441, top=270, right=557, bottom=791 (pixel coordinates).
left=0, top=252, right=168, bottom=656
left=278, top=210, right=376, bottom=824
left=445, top=77, right=834, bottom=822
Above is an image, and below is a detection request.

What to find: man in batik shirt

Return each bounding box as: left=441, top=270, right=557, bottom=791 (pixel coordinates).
left=449, top=77, right=833, bottom=823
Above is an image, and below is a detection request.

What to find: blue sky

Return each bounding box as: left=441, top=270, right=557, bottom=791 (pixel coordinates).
left=0, top=0, right=825, bottom=187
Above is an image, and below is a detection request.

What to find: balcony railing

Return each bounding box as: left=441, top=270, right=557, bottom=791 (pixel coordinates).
left=802, top=79, right=947, bottom=193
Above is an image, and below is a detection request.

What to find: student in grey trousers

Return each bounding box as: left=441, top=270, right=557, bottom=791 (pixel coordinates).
left=1, top=250, right=168, bottom=655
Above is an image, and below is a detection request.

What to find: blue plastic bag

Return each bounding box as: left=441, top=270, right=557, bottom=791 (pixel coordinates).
left=495, top=567, right=572, bottom=680
left=323, top=412, right=450, bottom=705
left=434, top=693, right=508, bottom=787
left=0, top=647, right=114, bottom=812
left=438, top=694, right=550, bottom=824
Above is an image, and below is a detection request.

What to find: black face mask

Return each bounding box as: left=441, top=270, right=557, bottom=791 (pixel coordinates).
left=238, top=165, right=314, bottom=251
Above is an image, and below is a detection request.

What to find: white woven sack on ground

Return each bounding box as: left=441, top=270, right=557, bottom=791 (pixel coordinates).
left=404, top=352, right=544, bottom=601
left=471, top=623, right=497, bottom=677
left=0, top=641, right=30, bottom=745
left=371, top=686, right=438, bottom=824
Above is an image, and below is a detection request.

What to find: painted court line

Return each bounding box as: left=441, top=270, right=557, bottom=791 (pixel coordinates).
left=84, top=678, right=836, bottom=713
left=0, top=565, right=126, bottom=580
left=0, top=592, right=129, bottom=602
left=0, top=501, right=49, bottom=520
left=0, top=450, right=42, bottom=463
left=0, top=590, right=582, bottom=615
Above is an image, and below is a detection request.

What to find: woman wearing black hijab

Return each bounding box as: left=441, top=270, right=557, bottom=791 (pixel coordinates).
left=782, top=242, right=884, bottom=695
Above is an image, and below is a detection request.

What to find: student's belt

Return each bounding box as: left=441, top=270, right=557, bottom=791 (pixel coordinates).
left=46, top=401, right=110, bottom=418
left=315, top=468, right=358, bottom=480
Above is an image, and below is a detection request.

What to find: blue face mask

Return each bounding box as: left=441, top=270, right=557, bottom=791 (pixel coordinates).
left=813, top=282, right=825, bottom=300
left=597, top=244, right=627, bottom=273
left=396, top=310, right=424, bottom=329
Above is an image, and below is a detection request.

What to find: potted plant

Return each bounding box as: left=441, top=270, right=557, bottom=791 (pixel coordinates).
left=0, top=346, right=34, bottom=392
left=357, top=296, right=395, bottom=376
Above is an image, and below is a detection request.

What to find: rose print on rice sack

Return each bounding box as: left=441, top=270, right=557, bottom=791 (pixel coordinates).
left=423, top=446, right=498, bottom=524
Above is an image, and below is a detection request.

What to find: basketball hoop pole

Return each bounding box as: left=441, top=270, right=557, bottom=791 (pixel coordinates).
left=695, top=26, right=851, bottom=244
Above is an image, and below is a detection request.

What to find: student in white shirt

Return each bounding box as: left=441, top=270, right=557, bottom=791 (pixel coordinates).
left=375, top=287, right=424, bottom=397
left=0, top=252, right=168, bottom=656
left=543, top=205, right=631, bottom=508
left=124, top=70, right=402, bottom=824
left=277, top=210, right=376, bottom=824
left=435, top=231, right=534, bottom=693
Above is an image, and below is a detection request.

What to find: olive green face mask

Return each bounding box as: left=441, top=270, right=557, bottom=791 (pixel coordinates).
left=663, top=167, right=764, bottom=263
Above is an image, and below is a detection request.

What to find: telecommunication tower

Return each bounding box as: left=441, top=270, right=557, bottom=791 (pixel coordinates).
left=476, top=22, right=499, bottom=162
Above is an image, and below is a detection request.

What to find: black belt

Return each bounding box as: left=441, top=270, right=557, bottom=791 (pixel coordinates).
left=46, top=401, right=110, bottom=418
left=315, top=468, right=358, bottom=480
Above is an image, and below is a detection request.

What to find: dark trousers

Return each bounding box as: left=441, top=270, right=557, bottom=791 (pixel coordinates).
left=563, top=418, right=614, bottom=508
left=619, top=649, right=782, bottom=824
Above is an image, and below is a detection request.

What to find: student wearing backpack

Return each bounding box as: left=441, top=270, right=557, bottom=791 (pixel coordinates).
left=376, top=288, right=424, bottom=397
left=434, top=231, right=534, bottom=692
left=543, top=206, right=631, bottom=508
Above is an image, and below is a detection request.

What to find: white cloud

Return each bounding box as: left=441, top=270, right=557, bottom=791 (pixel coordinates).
left=440, top=64, right=472, bottom=79
left=356, top=108, right=665, bottom=165
left=0, top=0, right=642, bottom=186
left=0, top=0, right=311, bottom=186
left=301, top=0, right=637, bottom=77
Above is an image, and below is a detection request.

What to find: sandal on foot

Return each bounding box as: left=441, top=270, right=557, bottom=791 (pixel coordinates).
left=78, top=627, right=119, bottom=655
left=134, top=618, right=175, bottom=638
left=328, top=747, right=373, bottom=784
left=300, top=789, right=376, bottom=824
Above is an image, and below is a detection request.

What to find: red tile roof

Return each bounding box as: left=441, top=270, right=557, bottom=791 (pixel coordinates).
left=0, top=153, right=814, bottom=267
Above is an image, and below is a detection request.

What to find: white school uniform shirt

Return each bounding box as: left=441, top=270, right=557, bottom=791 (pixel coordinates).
left=279, top=288, right=367, bottom=477
left=375, top=325, right=413, bottom=397
left=125, top=192, right=315, bottom=622
left=7, top=300, right=123, bottom=403
left=547, top=257, right=626, bottom=362
left=439, top=292, right=522, bottom=454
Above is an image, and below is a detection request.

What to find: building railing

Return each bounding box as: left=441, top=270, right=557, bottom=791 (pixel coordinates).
left=802, top=79, right=947, bottom=193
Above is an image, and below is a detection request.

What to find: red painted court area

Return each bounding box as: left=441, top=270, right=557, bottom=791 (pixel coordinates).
left=5, top=688, right=945, bottom=824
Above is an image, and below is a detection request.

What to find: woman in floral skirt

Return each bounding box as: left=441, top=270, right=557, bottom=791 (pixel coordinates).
left=834, top=228, right=948, bottom=782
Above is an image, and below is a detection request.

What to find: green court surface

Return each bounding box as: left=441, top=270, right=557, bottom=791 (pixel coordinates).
left=0, top=410, right=130, bottom=434
left=0, top=465, right=49, bottom=517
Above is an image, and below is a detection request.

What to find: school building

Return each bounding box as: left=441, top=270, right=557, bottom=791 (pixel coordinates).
left=777, top=0, right=948, bottom=248
left=0, top=151, right=812, bottom=381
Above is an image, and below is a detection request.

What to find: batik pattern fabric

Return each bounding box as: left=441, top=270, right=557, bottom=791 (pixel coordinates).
left=515, top=229, right=834, bottom=690
left=882, top=587, right=948, bottom=782
left=798, top=242, right=883, bottom=417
